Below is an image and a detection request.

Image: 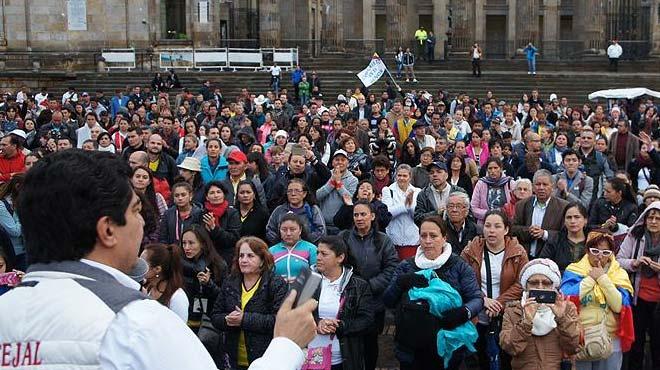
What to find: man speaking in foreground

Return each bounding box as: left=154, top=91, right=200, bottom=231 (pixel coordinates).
left=0, top=150, right=217, bottom=369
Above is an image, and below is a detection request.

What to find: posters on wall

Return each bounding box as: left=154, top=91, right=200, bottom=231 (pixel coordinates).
left=67, top=0, right=87, bottom=31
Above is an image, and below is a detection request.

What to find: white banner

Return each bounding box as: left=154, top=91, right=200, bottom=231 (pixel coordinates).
left=357, top=57, right=386, bottom=87
left=67, top=0, right=87, bottom=31
left=199, top=1, right=209, bottom=23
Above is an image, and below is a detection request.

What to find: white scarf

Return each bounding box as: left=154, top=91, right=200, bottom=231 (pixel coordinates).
left=415, top=243, right=452, bottom=270
left=521, top=292, right=556, bottom=336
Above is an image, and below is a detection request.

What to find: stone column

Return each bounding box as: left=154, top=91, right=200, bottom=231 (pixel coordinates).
left=516, top=0, right=540, bottom=45
left=259, top=0, right=280, bottom=47
left=449, top=0, right=473, bottom=51
left=433, top=0, right=449, bottom=59
left=474, top=0, right=485, bottom=44
left=507, top=0, right=517, bottom=57
left=386, top=0, right=407, bottom=49
left=575, top=0, right=606, bottom=51
left=323, top=0, right=343, bottom=50
left=363, top=0, right=376, bottom=52
left=651, top=0, right=660, bottom=55
left=542, top=0, right=560, bottom=59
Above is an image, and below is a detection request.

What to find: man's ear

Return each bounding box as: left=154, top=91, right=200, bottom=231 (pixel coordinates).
left=95, top=216, right=117, bottom=249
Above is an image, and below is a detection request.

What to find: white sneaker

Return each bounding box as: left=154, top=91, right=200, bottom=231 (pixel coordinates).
left=406, top=78, right=410, bottom=82
left=527, top=71, right=532, bottom=75
left=532, top=72, right=536, bottom=75
left=413, top=78, right=418, bottom=83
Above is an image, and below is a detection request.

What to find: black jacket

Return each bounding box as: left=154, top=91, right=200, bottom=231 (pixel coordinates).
left=268, top=161, right=331, bottom=210
left=538, top=230, right=585, bottom=272
left=239, top=205, right=269, bottom=241
left=338, top=228, right=399, bottom=312
left=151, top=152, right=179, bottom=185
left=207, top=207, right=242, bottom=264
left=312, top=268, right=374, bottom=370
left=414, top=184, right=467, bottom=225
left=626, top=147, right=660, bottom=193
left=444, top=218, right=479, bottom=256
left=158, top=205, right=204, bottom=245
left=332, top=200, right=391, bottom=233
left=181, top=256, right=228, bottom=316
left=588, top=197, right=638, bottom=232
left=211, top=271, right=288, bottom=368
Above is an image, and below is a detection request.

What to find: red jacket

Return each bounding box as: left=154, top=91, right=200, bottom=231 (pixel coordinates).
left=0, top=151, right=25, bottom=182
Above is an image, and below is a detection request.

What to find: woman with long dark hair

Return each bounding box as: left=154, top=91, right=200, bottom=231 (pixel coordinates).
left=400, top=138, right=420, bottom=167
left=235, top=180, right=269, bottom=241
left=180, top=225, right=228, bottom=366
left=141, top=243, right=189, bottom=322
left=589, top=177, right=638, bottom=232
left=447, top=153, right=474, bottom=195
left=539, top=202, right=589, bottom=272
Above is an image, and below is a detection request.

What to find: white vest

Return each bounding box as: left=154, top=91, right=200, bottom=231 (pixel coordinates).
left=0, top=261, right=146, bottom=369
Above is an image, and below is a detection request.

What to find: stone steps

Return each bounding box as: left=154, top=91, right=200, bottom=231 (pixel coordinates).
left=49, top=70, right=660, bottom=106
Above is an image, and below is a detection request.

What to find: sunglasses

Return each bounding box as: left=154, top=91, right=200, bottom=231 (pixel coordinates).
left=589, top=248, right=612, bottom=257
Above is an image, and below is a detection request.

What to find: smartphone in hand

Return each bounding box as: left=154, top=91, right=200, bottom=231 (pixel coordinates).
left=290, top=267, right=322, bottom=308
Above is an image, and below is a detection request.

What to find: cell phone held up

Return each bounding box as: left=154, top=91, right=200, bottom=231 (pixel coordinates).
left=290, top=267, right=322, bottom=308
left=0, top=272, right=19, bottom=286
left=528, top=289, right=557, bottom=304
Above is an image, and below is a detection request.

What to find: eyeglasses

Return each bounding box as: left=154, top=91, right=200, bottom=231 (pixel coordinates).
left=526, top=279, right=554, bottom=288
left=447, top=204, right=466, bottom=210
left=589, top=248, right=613, bottom=257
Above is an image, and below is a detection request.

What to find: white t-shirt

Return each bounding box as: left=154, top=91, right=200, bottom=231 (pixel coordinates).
left=169, top=288, right=190, bottom=323
left=307, top=271, right=343, bottom=365
left=473, top=48, right=481, bottom=59
left=479, top=249, right=505, bottom=324
left=270, top=66, right=282, bottom=77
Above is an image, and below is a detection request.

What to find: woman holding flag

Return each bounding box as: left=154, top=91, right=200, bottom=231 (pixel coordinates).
left=560, top=230, right=634, bottom=370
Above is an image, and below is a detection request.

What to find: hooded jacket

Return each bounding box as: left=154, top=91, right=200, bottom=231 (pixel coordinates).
left=616, top=201, right=660, bottom=304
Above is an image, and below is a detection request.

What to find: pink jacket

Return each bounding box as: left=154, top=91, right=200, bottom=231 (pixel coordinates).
left=471, top=176, right=514, bottom=224
left=466, top=141, right=490, bottom=168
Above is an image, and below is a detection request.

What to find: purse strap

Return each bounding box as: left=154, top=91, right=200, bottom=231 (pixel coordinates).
left=484, top=248, right=493, bottom=299
left=329, top=296, right=346, bottom=341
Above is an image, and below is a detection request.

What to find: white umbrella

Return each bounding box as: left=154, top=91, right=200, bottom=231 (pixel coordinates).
left=588, top=88, right=660, bottom=100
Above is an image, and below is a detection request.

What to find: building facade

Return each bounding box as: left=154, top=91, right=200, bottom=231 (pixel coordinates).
left=0, top=0, right=659, bottom=59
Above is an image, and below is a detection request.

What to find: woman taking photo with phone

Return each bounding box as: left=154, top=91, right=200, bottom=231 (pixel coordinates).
left=561, top=230, right=634, bottom=370
left=211, top=237, right=288, bottom=370
left=500, top=259, right=580, bottom=369
left=305, top=235, right=374, bottom=370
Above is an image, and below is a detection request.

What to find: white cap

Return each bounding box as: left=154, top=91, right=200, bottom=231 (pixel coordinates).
left=274, top=130, right=289, bottom=139
left=549, top=93, right=558, bottom=101
left=332, top=149, right=349, bottom=159
left=8, top=129, right=27, bottom=140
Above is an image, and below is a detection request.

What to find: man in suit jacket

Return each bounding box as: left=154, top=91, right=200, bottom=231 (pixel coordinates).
left=607, top=119, right=640, bottom=171
left=511, top=169, right=569, bottom=258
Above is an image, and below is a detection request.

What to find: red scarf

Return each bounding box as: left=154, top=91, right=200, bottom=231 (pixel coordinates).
left=205, top=200, right=229, bottom=225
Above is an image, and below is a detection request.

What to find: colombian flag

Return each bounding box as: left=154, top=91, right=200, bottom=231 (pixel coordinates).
left=560, top=255, right=635, bottom=352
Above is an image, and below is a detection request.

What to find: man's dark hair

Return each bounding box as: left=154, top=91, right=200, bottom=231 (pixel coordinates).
left=85, top=111, right=98, bottom=121
left=127, top=126, right=143, bottom=135
left=372, top=155, right=391, bottom=170
left=561, top=148, right=580, bottom=161
left=18, top=150, right=133, bottom=264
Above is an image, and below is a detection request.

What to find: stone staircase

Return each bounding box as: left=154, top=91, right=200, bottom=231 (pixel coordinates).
left=3, top=57, right=660, bottom=106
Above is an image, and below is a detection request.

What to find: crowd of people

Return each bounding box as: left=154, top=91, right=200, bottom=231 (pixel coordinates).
left=0, top=68, right=659, bottom=370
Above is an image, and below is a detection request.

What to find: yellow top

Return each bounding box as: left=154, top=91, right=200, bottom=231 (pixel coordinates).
left=148, top=159, right=159, bottom=173
left=237, top=277, right=261, bottom=367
